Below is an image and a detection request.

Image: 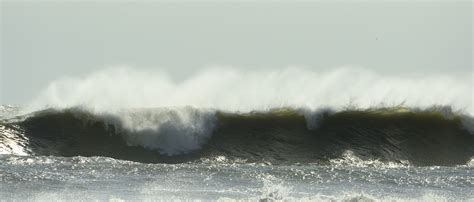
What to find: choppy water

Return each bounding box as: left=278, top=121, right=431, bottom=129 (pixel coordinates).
left=1, top=155, right=473, bottom=201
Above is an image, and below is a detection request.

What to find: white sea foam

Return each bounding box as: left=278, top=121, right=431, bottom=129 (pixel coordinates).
left=329, top=150, right=410, bottom=168
left=0, top=124, right=29, bottom=156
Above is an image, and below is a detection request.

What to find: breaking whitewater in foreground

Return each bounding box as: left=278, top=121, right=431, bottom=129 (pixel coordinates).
left=1, top=105, right=473, bottom=201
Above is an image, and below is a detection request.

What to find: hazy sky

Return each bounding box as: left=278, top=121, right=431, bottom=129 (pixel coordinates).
left=1, top=1, right=472, bottom=104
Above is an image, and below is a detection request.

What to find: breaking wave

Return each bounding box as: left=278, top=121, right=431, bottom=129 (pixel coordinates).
left=1, top=106, right=473, bottom=166
left=1, top=66, right=472, bottom=166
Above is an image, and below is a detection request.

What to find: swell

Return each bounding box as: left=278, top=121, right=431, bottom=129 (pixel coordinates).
left=1, top=107, right=473, bottom=166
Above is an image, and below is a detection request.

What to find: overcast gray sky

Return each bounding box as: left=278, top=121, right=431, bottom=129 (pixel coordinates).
left=1, top=1, right=472, bottom=105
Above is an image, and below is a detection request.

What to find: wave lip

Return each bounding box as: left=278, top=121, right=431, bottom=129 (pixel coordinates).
left=1, top=106, right=473, bottom=166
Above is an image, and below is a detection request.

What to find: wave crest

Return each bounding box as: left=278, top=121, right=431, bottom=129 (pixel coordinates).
left=26, top=66, right=473, bottom=115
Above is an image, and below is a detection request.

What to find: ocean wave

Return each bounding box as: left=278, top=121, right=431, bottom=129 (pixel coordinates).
left=1, top=106, right=473, bottom=166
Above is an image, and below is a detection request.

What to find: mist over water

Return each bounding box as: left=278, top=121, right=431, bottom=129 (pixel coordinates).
left=27, top=66, right=473, bottom=114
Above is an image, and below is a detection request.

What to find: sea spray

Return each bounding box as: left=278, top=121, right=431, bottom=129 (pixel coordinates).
left=103, top=107, right=217, bottom=156
left=26, top=66, right=472, bottom=115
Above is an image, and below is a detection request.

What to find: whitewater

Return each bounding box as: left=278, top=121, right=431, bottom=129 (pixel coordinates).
left=1, top=67, right=473, bottom=201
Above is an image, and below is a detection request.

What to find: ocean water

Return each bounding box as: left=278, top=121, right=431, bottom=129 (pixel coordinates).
left=1, top=68, right=473, bottom=201
left=1, top=154, right=473, bottom=201
left=1, top=106, right=473, bottom=201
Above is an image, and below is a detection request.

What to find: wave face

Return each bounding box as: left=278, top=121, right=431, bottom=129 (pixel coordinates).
left=1, top=107, right=473, bottom=166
